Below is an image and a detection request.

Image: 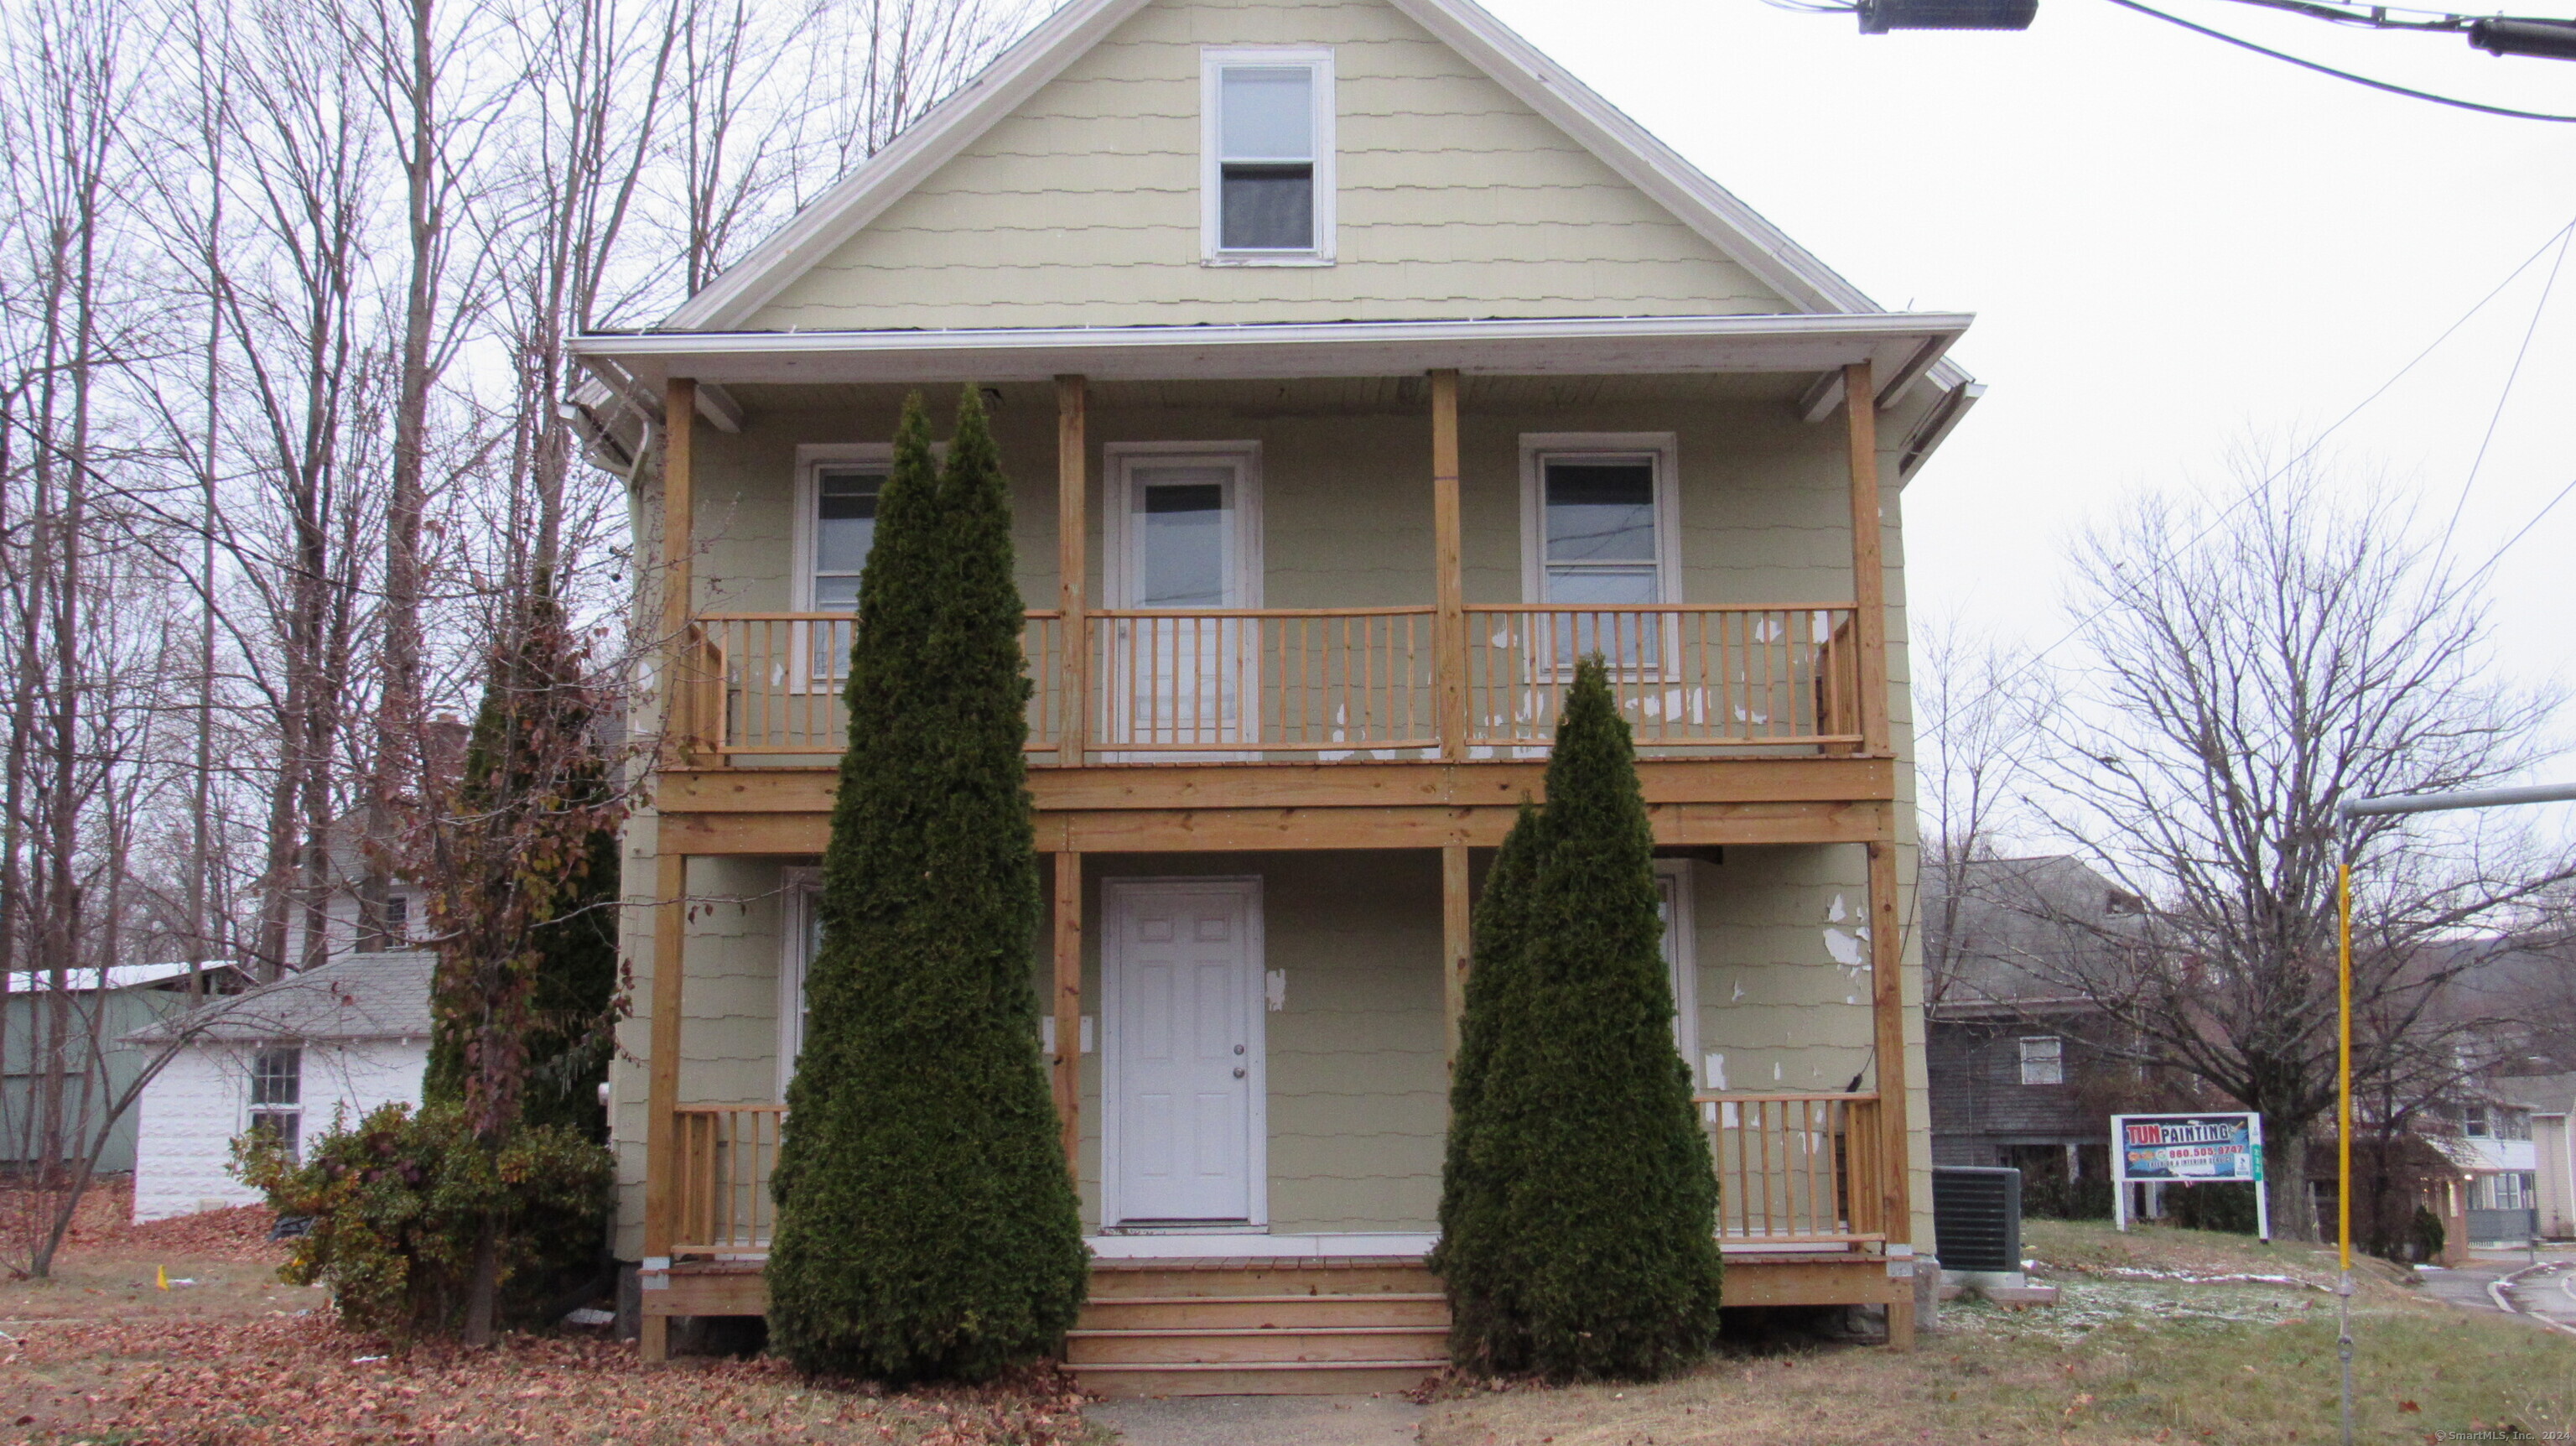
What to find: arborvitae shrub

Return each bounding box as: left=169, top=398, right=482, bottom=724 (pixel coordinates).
left=1471, top=658, right=1722, bottom=1381
left=1432, top=801, right=1543, bottom=1371
left=764, top=388, right=1088, bottom=1383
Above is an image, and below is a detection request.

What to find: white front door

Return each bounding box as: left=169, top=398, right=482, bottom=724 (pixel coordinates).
left=1104, top=877, right=1265, bottom=1226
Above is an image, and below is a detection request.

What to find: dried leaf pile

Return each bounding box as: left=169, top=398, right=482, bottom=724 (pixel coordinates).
left=0, top=1314, right=1094, bottom=1445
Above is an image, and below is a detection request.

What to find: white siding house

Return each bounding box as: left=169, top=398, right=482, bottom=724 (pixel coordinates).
left=127, top=952, right=433, bottom=1222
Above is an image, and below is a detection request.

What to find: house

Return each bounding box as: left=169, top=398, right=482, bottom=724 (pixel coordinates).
left=571, top=0, right=1981, bottom=1389
left=124, top=952, right=433, bottom=1222
left=276, top=809, right=429, bottom=968
left=2498, top=1072, right=2576, bottom=1239
left=1924, top=856, right=2153, bottom=1211
left=3, top=960, right=250, bottom=1178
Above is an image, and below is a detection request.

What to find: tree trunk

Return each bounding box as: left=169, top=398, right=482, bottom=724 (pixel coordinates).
left=462, top=1209, right=501, bottom=1347
left=2264, top=1118, right=2313, bottom=1242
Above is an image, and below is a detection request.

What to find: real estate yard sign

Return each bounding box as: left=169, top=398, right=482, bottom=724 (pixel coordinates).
left=2111, top=1111, right=2269, bottom=1241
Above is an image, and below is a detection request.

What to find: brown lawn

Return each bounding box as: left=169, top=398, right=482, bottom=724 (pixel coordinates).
left=0, top=1184, right=1097, bottom=1446
left=1415, top=1223, right=2576, bottom=1446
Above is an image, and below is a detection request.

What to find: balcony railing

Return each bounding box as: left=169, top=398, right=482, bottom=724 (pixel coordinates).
left=1697, top=1090, right=1886, bottom=1247
left=678, top=604, right=1861, bottom=765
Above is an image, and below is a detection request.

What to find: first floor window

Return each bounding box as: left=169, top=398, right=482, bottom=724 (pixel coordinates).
left=2018, top=1036, right=2064, bottom=1086
left=250, top=1045, right=303, bottom=1162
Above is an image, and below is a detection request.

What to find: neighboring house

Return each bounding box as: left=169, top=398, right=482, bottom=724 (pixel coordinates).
left=2446, top=1076, right=2558, bottom=1245
left=1924, top=856, right=2148, bottom=1200
left=2, top=961, right=251, bottom=1178
left=124, top=952, right=433, bottom=1222
left=2500, top=1072, right=2576, bottom=1239
left=573, top=0, right=1981, bottom=1387
left=277, top=809, right=429, bottom=968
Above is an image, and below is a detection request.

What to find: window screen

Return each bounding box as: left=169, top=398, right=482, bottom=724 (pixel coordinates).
left=1218, top=67, right=1313, bottom=251
left=1542, top=460, right=1660, bottom=604
left=812, top=466, right=886, bottom=612
left=2018, top=1036, right=2064, bottom=1086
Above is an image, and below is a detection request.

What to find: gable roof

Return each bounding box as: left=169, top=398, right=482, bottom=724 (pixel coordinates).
left=652, top=0, right=1969, bottom=394
left=127, top=952, right=434, bottom=1045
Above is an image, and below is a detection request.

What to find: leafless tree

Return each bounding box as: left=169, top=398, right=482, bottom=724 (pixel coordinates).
left=2022, top=453, right=2572, bottom=1239
left=1914, top=620, right=2049, bottom=1009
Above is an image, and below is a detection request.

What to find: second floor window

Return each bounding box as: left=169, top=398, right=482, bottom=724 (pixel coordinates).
left=1202, top=49, right=1334, bottom=263
left=2018, top=1036, right=2064, bottom=1086
left=811, top=466, right=886, bottom=612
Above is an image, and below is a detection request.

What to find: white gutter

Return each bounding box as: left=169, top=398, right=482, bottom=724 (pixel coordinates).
left=572, top=311, right=1973, bottom=391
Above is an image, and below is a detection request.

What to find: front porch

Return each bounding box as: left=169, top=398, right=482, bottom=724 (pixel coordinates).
left=646, top=1089, right=1915, bottom=1391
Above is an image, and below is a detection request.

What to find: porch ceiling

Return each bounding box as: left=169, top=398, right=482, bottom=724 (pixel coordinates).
left=573, top=312, right=1969, bottom=398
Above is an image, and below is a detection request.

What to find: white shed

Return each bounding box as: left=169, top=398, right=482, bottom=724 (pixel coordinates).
left=127, top=951, right=434, bottom=1223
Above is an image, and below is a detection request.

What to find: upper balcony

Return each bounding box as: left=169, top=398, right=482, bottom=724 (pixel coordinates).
left=610, top=320, right=1962, bottom=854
left=675, top=602, right=1863, bottom=766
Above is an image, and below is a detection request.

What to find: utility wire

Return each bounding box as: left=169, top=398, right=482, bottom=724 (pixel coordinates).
left=2102, top=0, right=2576, bottom=121
left=2438, top=219, right=2573, bottom=560
left=1976, top=212, right=2576, bottom=696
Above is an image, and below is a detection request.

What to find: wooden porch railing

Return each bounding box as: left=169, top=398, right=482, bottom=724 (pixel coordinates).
left=693, top=612, right=1067, bottom=757
left=1467, top=606, right=1862, bottom=752
left=1697, top=1090, right=1887, bottom=1247
left=673, top=1104, right=787, bottom=1256
left=672, top=1093, right=1888, bottom=1260
left=684, top=604, right=1862, bottom=765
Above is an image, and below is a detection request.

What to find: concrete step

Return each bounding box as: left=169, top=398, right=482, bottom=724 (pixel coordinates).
left=1067, top=1324, right=1452, bottom=1365
left=1067, top=1359, right=1448, bottom=1398
left=1076, top=1293, right=1450, bottom=1330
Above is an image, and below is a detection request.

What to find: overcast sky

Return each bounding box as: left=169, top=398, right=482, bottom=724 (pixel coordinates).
left=1483, top=0, right=2576, bottom=831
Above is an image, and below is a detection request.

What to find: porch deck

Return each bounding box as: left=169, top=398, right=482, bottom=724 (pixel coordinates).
left=641, top=1087, right=1916, bottom=1387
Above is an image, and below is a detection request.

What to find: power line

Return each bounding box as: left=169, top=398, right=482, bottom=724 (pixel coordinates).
left=2100, top=0, right=2576, bottom=121
left=2438, top=220, right=2573, bottom=560
left=1975, top=212, right=2576, bottom=694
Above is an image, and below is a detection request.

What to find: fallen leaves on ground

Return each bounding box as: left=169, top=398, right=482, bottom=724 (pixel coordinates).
left=0, top=1314, right=1094, bottom=1445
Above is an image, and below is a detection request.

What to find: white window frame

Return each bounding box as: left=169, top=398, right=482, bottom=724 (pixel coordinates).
left=777, top=867, right=821, bottom=1100
left=1655, top=860, right=1700, bottom=1079
left=1102, top=442, right=1265, bottom=611
left=792, top=443, right=898, bottom=613
left=2018, top=1035, right=2066, bottom=1087
left=1199, top=47, right=1337, bottom=267
left=1517, top=433, right=1684, bottom=606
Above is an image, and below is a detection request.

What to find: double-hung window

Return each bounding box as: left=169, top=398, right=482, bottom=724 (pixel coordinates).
left=1519, top=434, right=1680, bottom=670
left=1202, top=49, right=1334, bottom=263
left=249, top=1045, right=303, bottom=1162
left=795, top=446, right=894, bottom=682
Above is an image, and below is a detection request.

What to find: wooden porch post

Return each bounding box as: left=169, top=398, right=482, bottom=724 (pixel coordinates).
left=1431, top=369, right=1467, bottom=761
left=1441, top=843, right=1470, bottom=1074
left=640, top=376, right=698, bottom=1364
left=1053, top=850, right=1084, bottom=1178
left=1867, top=837, right=1916, bottom=1350
left=1841, top=362, right=1891, bottom=757
left=1057, top=376, right=1088, bottom=762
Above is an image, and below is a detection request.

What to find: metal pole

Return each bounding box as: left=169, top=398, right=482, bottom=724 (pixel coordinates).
left=2326, top=779, right=2573, bottom=1446
left=2337, top=847, right=2355, bottom=1446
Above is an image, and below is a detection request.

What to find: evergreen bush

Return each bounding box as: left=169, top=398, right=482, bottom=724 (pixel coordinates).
left=1468, top=658, right=1722, bottom=1381
left=764, top=388, right=1087, bottom=1383
left=1431, top=801, right=1542, bottom=1371
left=237, top=1100, right=613, bottom=1338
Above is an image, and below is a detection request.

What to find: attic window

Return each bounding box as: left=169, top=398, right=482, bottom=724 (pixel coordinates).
left=2018, top=1036, right=2064, bottom=1086
left=1202, top=49, right=1335, bottom=264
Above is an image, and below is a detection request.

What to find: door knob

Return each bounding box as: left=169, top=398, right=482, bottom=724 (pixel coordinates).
left=1233, top=1066, right=1248, bottom=1079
